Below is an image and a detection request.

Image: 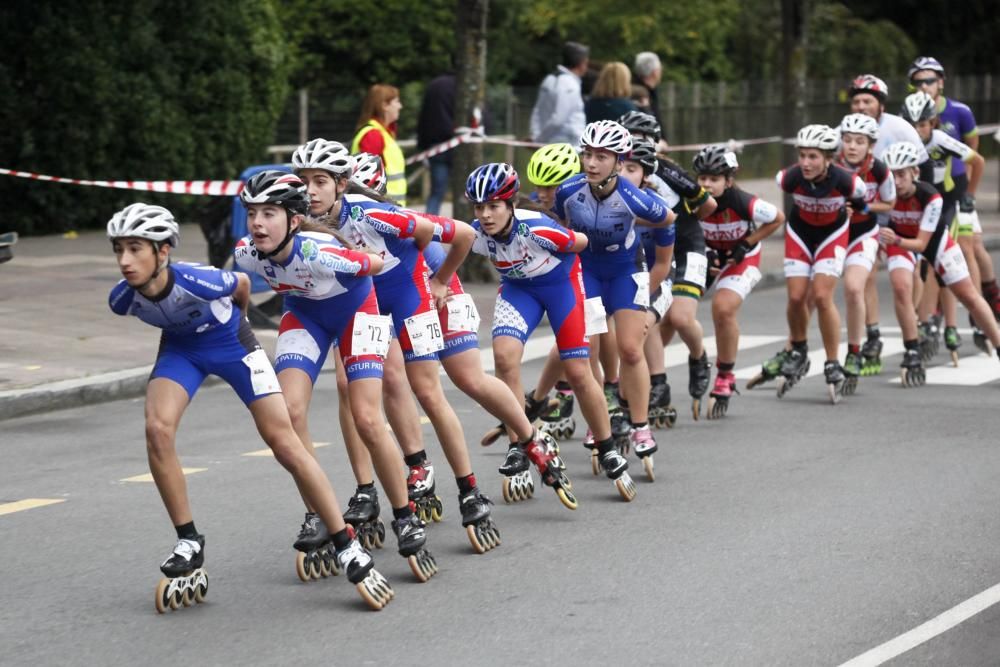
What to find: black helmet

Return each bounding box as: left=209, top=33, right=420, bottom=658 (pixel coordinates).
left=693, top=145, right=739, bottom=175
left=627, top=138, right=659, bottom=176
left=240, top=170, right=310, bottom=216
left=618, top=110, right=662, bottom=141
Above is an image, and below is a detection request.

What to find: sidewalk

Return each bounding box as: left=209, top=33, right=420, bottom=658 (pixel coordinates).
left=2, top=160, right=999, bottom=420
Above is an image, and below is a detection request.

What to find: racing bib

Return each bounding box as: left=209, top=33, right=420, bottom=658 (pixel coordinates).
left=446, top=293, right=481, bottom=333
left=404, top=310, right=445, bottom=356
left=683, top=252, right=708, bottom=288
left=584, top=296, right=609, bottom=336
left=632, top=271, right=650, bottom=307
left=242, top=349, right=281, bottom=396
left=351, top=312, right=392, bottom=357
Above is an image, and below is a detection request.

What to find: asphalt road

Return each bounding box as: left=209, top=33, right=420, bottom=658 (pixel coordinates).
left=2, top=273, right=1000, bottom=666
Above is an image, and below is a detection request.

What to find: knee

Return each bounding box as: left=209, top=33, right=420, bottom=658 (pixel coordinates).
left=812, top=289, right=835, bottom=310
left=618, top=341, right=644, bottom=367
left=410, top=378, right=443, bottom=409
left=145, top=418, right=176, bottom=455
left=493, top=354, right=519, bottom=382
left=351, top=409, right=382, bottom=443
left=285, top=399, right=309, bottom=431
left=844, top=282, right=864, bottom=302
left=449, top=369, right=482, bottom=397
left=563, top=362, right=590, bottom=388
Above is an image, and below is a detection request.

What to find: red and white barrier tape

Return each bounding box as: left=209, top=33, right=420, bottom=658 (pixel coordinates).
left=0, top=168, right=243, bottom=196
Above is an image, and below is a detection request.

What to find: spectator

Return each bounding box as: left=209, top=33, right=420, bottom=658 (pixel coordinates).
left=416, top=73, right=456, bottom=214
left=585, top=62, right=638, bottom=124
left=529, top=41, right=589, bottom=144
left=352, top=83, right=407, bottom=205
left=630, top=84, right=652, bottom=115
left=633, top=52, right=663, bottom=125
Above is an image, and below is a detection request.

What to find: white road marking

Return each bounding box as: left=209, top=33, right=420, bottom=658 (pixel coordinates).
left=889, top=360, right=1000, bottom=386
left=733, top=338, right=907, bottom=380
left=838, top=582, right=1000, bottom=666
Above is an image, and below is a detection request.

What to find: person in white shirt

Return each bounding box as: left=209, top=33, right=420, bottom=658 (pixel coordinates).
left=847, top=74, right=926, bottom=161
left=529, top=41, right=589, bottom=144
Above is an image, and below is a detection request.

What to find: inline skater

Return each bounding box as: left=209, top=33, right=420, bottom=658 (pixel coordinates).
left=466, top=161, right=632, bottom=499
left=775, top=124, right=867, bottom=403
left=292, top=138, right=499, bottom=555
left=692, top=145, right=784, bottom=416
left=879, top=141, right=1000, bottom=384
left=835, top=113, right=896, bottom=388
left=108, top=202, right=393, bottom=611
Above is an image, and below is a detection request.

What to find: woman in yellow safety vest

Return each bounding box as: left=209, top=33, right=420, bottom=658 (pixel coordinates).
left=352, top=84, right=407, bottom=205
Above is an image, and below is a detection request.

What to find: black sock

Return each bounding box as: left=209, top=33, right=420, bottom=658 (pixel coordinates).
left=403, top=450, right=427, bottom=467
left=357, top=481, right=375, bottom=493
left=791, top=340, right=808, bottom=352
left=631, top=421, right=647, bottom=429
left=392, top=505, right=413, bottom=521
left=904, top=339, right=919, bottom=350
left=717, top=361, right=735, bottom=372
left=330, top=528, right=351, bottom=551
left=651, top=373, right=666, bottom=385
left=175, top=521, right=199, bottom=540
left=596, top=437, right=615, bottom=455
left=456, top=473, right=477, bottom=495
left=866, top=323, right=880, bottom=341
left=555, top=380, right=572, bottom=392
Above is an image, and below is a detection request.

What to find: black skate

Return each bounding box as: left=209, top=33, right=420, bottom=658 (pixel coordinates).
left=499, top=445, right=534, bottom=504
left=747, top=348, right=789, bottom=389
left=688, top=352, right=711, bottom=420
left=610, top=407, right=632, bottom=456
left=480, top=391, right=558, bottom=446
left=648, top=376, right=677, bottom=428
left=343, top=487, right=386, bottom=551
left=407, top=461, right=443, bottom=524
left=824, top=360, right=846, bottom=405
left=524, top=436, right=578, bottom=510
left=155, top=536, right=208, bottom=614
left=842, top=351, right=861, bottom=396
left=944, top=326, right=961, bottom=367
left=390, top=514, right=438, bottom=583
left=294, top=512, right=340, bottom=582
left=900, top=348, right=926, bottom=387
left=458, top=487, right=501, bottom=554
left=539, top=387, right=576, bottom=440
left=973, top=328, right=990, bottom=355
left=597, top=448, right=637, bottom=502
left=776, top=348, right=810, bottom=398
left=707, top=371, right=738, bottom=419
left=917, top=322, right=938, bottom=362
left=860, top=337, right=883, bottom=376
left=334, top=539, right=394, bottom=610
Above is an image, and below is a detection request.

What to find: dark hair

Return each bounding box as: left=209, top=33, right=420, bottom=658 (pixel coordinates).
left=346, top=180, right=401, bottom=205
left=514, top=196, right=562, bottom=222
left=562, top=41, right=589, bottom=69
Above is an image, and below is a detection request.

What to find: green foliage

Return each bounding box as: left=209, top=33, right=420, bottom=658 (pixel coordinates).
left=0, top=0, right=291, bottom=234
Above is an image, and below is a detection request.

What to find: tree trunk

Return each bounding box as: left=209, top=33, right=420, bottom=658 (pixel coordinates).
left=781, top=0, right=808, bottom=212
left=451, top=0, right=494, bottom=282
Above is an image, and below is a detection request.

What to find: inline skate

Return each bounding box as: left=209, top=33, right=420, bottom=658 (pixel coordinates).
left=155, top=536, right=208, bottom=614
left=629, top=426, right=657, bottom=482
left=294, top=512, right=340, bottom=582
left=458, top=486, right=501, bottom=554
left=539, top=383, right=576, bottom=440
left=390, top=513, right=438, bottom=582
left=648, top=375, right=677, bottom=428
left=343, top=486, right=386, bottom=551
left=841, top=350, right=861, bottom=396
left=524, top=433, right=577, bottom=510
left=480, top=392, right=558, bottom=447
left=917, top=321, right=938, bottom=362
left=499, top=444, right=535, bottom=503
left=746, top=348, right=789, bottom=389
left=706, top=370, right=738, bottom=419
left=900, top=347, right=926, bottom=387
left=944, top=326, right=961, bottom=366
left=334, top=539, right=394, bottom=611
left=776, top=347, right=810, bottom=398
left=824, top=360, right=846, bottom=405
left=860, top=336, right=883, bottom=376
left=407, top=460, right=444, bottom=524
left=688, top=352, right=711, bottom=420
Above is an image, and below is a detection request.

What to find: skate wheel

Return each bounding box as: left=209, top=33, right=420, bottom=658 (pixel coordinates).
left=590, top=450, right=600, bottom=476
left=356, top=569, right=393, bottom=611
left=480, top=428, right=502, bottom=447
left=642, top=456, right=654, bottom=482
left=706, top=397, right=717, bottom=420
left=194, top=578, right=207, bottom=603
left=407, top=550, right=438, bottom=583
left=430, top=498, right=444, bottom=523
left=775, top=376, right=787, bottom=398
left=665, top=410, right=677, bottom=428
left=526, top=477, right=535, bottom=498
left=556, top=486, right=578, bottom=510
left=615, top=474, right=637, bottom=502
left=169, top=586, right=183, bottom=611
left=374, top=520, right=385, bottom=549
left=181, top=586, right=194, bottom=607
left=501, top=477, right=513, bottom=504
left=951, top=350, right=959, bottom=367
left=828, top=383, right=841, bottom=405
left=319, top=552, right=333, bottom=578
left=466, top=524, right=488, bottom=554
left=746, top=374, right=765, bottom=390
left=295, top=551, right=311, bottom=583
left=155, top=578, right=170, bottom=614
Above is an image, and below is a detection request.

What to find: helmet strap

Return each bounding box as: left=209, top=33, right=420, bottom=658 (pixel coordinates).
left=257, top=213, right=297, bottom=260
left=135, top=243, right=171, bottom=294
left=593, top=163, right=619, bottom=194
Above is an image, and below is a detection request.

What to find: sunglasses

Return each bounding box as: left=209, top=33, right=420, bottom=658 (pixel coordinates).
left=912, top=77, right=939, bottom=86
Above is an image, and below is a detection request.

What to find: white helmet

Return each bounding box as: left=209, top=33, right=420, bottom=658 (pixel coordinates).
left=580, top=120, right=633, bottom=156
left=883, top=141, right=925, bottom=170
left=839, top=113, right=879, bottom=141
left=900, top=91, right=937, bottom=124
left=796, top=124, right=840, bottom=151
left=351, top=152, right=387, bottom=194
left=292, top=138, right=355, bottom=176
left=107, top=203, right=179, bottom=247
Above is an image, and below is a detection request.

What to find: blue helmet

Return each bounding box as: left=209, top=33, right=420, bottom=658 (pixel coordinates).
left=465, top=163, right=520, bottom=204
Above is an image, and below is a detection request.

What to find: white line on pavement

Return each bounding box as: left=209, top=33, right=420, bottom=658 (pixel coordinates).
left=838, top=582, right=1000, bottom=666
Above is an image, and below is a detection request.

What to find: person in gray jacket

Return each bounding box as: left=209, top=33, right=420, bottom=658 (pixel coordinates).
left=530, top=41, right=589, bottom=145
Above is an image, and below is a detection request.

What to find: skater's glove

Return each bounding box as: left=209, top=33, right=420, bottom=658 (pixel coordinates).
left=728, top=240, right=752, bottom=265
left=959, top=193, right=976, bottom=213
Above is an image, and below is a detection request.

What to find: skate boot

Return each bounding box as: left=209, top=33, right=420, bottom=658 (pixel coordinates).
left=860, top=336, right=883, bottom=376
left=294, top=512, right=340, bottom=582
left=707, top=371, right=738, bottom=419
left=334, top=538, right=394, bottom=610
left=841, top=351, right=861, bottom=396
left=900, top=348, right=926, bottom=387
left=539, top=385, right=576, bottom=440
left=972, top=312, right=991, bottom=355
left=155, top=536, right=208, bottom=614
left=917, top=322, right=937, bottom=362
left=776, top=347, right=810, bottom=398
left=688, top=352, right=711, bottom=420
left=458, top=487, right=501, bottom=554
left=390, top=513, right=438, bottom=582
left=610, top=408, right=632, bottom=455
left=630, top=426, right=657, bottom=482
left=480, top=391, right=559, bottom=446
left=498, top=445, right=534, bottom=504
left=343, top=487, right=386, bottom=551
left=944, top=326, right=961, bottom=366
left=648, top=376, right=677, bottom=428
left=523, top=435, right=578, bottom=510
left=824, top=360, right=846, bottom=405
left=746, top=348, right=789, bottom=389
left=407, top=461, right=444, bottom=524
left=597, top=448, right=637, bottom=501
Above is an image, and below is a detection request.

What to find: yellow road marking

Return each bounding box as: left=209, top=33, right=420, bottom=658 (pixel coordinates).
left=242, top=441, right=331, bottom=458
left=120, top=467, right=207, bottom=482
left=0, top=498, right=66, bottom=516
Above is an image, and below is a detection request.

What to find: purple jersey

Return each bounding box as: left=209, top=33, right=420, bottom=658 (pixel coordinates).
left=936, top=97, right=977, bottom=178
